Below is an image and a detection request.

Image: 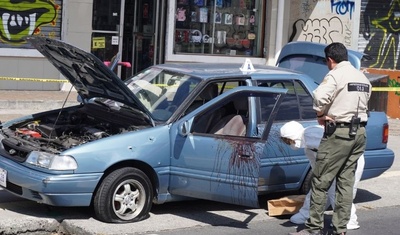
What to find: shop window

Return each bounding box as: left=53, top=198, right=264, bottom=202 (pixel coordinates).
left=174, top=0, right=263, bottom=57
left=92, top=0, right=121, bottom=31
left=91, top=1, right=121, bottom=72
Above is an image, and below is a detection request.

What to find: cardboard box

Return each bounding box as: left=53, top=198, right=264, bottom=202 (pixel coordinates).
left=267, top=195, right=306, bottom=217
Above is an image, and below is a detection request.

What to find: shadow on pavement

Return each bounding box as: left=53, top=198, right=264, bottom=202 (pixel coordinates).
left=354, top=188, right=381, bottom=203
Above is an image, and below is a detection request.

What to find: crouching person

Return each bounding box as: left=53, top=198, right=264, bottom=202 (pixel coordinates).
left=280, top=121, right=364, bottom=230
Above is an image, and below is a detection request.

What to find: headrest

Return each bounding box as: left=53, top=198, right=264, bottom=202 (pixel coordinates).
left=233, top=98, right=248, bottom=111
left=199, top=84, right=218, bottom=100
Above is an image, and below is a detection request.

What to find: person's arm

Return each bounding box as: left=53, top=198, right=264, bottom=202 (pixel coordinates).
left=313, top=74, right=336, bottom=124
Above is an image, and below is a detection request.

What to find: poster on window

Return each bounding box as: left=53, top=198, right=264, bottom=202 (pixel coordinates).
left=199, top=7, right=208, bottom=23
left=224, top=13, right=233, bottom=25
left=214, top=12, right=222, bottom=24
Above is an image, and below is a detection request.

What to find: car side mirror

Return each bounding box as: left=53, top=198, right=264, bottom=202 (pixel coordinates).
left=179, top=120, right=190, bottom=137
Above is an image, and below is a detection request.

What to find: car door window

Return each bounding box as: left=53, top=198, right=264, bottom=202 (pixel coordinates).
left=184, top=79, right=250, bottom=130
left=184, top=80, right=247, bottom=115
left=191, top=90, right=282, bottom=138
left=295, top=81, right=315, bottom=120
left=191, top=93, right=249, bottom=136
left=258, top=80, right=314, bottom=121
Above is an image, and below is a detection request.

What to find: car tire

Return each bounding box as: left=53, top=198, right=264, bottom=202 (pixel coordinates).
left=93, top=167, right=153, bottom=223
left=301, top=170, right=313, bottom=194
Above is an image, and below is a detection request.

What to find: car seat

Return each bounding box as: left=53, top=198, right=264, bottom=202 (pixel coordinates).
left=210, top=98, right=248, bottom=136
left=186, top=83, right=219, bottom=114
left=190, top=84, right=222, bottom=133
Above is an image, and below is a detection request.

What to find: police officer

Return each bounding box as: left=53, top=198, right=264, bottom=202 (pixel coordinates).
left=289, top=42, right=371, bottom=235
left=280, top=121, right=364, bottom=230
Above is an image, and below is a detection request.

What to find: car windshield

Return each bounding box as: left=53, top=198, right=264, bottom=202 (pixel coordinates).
left=125, top=67, right=201, bottom=121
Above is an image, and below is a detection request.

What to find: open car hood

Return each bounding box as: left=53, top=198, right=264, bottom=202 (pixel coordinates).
left=276, top=41, right=369, bottom=84
left=26, top=36, right=151, bottom=118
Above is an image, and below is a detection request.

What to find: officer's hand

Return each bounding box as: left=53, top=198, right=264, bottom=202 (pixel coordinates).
left=317, top=115, right=334, bottom=126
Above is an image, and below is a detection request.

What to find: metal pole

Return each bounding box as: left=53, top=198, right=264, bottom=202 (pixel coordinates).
left=118, top=0, right=126, bottom=78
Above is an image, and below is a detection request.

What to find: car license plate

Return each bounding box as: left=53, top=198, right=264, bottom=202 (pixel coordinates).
left=0, top=168, right=7, bottom=188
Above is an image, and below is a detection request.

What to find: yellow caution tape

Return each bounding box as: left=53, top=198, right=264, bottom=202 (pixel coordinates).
left=372, top=87, right=400, bottom=91
left=0, top=76, right=69, bottom=83
left=1, top=76, right=400, bottom=91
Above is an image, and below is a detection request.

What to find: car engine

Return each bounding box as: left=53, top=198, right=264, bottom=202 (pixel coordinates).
left=0, top=103, right=150, bottom=161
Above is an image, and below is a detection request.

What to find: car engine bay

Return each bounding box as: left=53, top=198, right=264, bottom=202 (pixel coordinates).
left=0, top=103, right=150, bottom=160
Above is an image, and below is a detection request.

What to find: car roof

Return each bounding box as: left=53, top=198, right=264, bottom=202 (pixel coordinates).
left=153, top=62, right=304, bottom=80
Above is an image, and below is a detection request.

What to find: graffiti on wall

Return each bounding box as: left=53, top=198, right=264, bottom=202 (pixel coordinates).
left=0, top=0, right=61, bottom=46
left=289, top=17, right=347, bottom=45
left=361, top=0, right=400, bottom=69
left=388, top=78, right=400, bottom=96
left=289, top=0, right=354, bottom=47
left=331, top=0, right=355, bottom=19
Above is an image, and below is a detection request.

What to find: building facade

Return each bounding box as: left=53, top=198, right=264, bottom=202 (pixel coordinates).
left=0, top=0, right=398, bottom=116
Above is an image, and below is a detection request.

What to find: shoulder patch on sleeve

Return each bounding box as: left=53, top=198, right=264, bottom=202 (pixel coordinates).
left=321, top=77, right=329, bottom=85
left=347, top=82, right=370, bottom=92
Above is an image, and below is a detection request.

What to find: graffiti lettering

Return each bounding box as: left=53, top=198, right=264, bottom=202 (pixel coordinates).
left=289, top=17, right=344, bottom=44
left=344, top=24, right=352, bottom=47
left=331, top=0, right=355, bottom=19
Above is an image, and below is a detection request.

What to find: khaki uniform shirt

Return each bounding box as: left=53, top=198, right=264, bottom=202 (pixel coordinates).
left=313, top=61, right=371, bottom=123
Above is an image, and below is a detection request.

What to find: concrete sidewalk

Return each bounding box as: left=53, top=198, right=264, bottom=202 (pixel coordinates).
left=0, top=90, right=79, bottom=122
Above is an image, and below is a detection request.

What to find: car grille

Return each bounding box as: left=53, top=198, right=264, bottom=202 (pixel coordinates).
left=3, top=181, right=42, bottom=201
left=1, top=138, right=31, bottom=162
left=5, top=181, right=23, bottom=195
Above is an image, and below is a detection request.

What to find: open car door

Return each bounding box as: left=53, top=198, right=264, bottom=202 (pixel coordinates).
left=169, top=86, right=287, bottom=208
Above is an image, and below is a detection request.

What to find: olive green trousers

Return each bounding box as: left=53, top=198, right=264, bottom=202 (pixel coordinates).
left=305, top=126, right=366, bottom=234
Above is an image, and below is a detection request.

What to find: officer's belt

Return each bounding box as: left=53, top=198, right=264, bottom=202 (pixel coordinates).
left=335, top=122, right=367, bottom=128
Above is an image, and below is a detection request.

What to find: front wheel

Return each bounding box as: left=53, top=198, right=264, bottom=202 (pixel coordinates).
left=93, top=167, right=153, bottom=223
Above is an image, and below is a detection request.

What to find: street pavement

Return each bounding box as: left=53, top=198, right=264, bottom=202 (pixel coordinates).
left=0, top=90, right=399, bottom=234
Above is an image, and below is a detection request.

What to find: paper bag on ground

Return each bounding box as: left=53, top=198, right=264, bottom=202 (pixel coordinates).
left=267, top=195, right=306, bottom=217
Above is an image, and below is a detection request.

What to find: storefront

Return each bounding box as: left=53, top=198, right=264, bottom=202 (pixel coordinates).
left=90, top=0, right=270, bottom=80
left=166, top=0, right=269, bottom=65
left=0, top=0, right=278, bottom=89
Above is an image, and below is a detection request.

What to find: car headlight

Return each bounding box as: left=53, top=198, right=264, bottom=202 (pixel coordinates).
left=26, top=151, right=78, bottom=170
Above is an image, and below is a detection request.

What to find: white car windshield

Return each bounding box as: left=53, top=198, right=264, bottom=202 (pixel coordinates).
left=125, top=67, right=201, bottom=121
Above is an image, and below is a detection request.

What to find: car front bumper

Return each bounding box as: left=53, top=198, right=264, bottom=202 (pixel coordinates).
left=0, top=155, right=103, bottom=206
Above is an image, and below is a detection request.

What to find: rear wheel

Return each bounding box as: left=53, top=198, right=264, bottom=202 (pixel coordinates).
left=300, top=170, right=313, bottom=194
left=93, top=167, right=153, bottom=223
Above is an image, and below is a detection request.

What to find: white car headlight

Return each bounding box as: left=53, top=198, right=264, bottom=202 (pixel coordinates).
left=26, top=151, right=78, bottom=170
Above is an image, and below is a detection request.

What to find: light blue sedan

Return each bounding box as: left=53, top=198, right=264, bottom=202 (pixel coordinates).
left=0, top=37, right=394, bottom=223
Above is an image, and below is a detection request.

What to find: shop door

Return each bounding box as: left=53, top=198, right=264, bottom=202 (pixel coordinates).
left=121, top=0, right=165, bottom=79
left=91, top=0, right=165, bottom=80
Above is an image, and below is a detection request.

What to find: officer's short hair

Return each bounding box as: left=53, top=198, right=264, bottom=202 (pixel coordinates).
left=324, top=42, right=348, bottom=63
